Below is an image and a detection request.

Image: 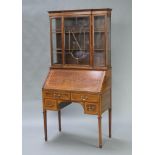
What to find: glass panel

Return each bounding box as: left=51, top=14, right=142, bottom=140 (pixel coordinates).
left=52, top=18, right=61, bottom=32
left=93, top=16, right=105, bottom=66
left=64, top=17, right=90, bottom=65
left=94, top=16, right=105, bottom=31
left=53, top=51, right=62, bottom=64
left=94, top=32, right=104, bottom=49
left=107, top=15, right=111, bottom=66
left=51, top=18, right=62, bottom=64
left=94, top=50, right=105, bottom=66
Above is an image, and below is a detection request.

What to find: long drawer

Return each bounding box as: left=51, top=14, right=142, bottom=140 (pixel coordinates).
left=71, top=92, right=99, bottom=102
left=43, top=90, right=70, bottom=100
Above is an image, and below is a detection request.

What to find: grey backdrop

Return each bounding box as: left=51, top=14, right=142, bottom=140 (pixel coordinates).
left=23, top=0, right=132, bottom=155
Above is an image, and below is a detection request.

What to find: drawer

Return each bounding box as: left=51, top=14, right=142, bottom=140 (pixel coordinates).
left=43, top=90, right=70, bottom=100
left=43, top=90, right=53, bottom=98
left=71, top=93, right=99, bottom=102
left=44, top=99, right=57, bottom=110
left=84, top=102, right=98, bottom=115
left=53, top=92, right=70, bottom=100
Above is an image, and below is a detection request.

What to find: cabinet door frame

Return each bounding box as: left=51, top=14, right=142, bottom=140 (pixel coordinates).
left=92, top=12, right=107, bottom=69
left=62, top=14, right=92, bottom=67
left=106, top=12, right=112, bottom=67
left=49, top=16, right=63, bottom=67
left=50, top=13, right=92, bottom=68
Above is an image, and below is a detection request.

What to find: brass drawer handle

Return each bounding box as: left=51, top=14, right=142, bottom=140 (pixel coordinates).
left=86, top=104, right=96, bottom=111
left=81, top=96, right=88, bottom=101
left=46, top=102, right=54, bottom=107
left=53, top=93, right=61, bottom=99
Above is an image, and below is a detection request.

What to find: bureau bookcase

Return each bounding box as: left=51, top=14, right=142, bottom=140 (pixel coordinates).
left=42, top=8, right=112, bottom=148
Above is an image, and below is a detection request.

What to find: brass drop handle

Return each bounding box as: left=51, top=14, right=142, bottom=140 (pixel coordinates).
left=81, top=96, right=88, bottom=101
left=53, top=93, right=61, bottom=99
left=87, top=105, right=96, bottom=111
left=47, top=102, right=51, bottom=106
left=46, top=102, right=54, bottom=107
left=81, top=96, right=84, bottom=100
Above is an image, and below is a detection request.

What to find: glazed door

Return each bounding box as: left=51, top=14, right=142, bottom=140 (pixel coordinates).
left=64, top=16, right=90, bottom=65
left=107, top=14, right=111, bottom=67
left=50, top=17, right=63, bottom=65
left=93, top=15, right=106, bottom=67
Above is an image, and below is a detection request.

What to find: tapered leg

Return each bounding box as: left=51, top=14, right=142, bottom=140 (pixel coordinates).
left=109, top=88, right=112, bottom=138
left=108, top=108, right=112, bottom=138
left=43, top=110, right=47, bottom=141
left=58, top=110, right=61, bottom=132
left=98, top=115, right=102, bottom=148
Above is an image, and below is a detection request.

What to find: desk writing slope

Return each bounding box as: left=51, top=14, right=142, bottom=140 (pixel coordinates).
left=44, top=69, right=106, bottom=93
left=42, top=8, right=112, bottom=148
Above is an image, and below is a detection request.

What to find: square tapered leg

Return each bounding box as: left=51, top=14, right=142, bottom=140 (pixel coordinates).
left=109, top=88, right=112, bottom=138
left=58, top=110, right=61, bottom=132
left=108, top=108, right=112, bottom=138
left=98, top=115, right=102, bottom=148
left=43, top=110, right=47, bottom=141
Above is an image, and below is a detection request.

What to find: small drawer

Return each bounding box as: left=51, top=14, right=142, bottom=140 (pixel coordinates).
left=84, top=102, right=98, bottom=115
left=71, top=93, right=99, bottom=102
left=44, top=99, right=57, bottom=110
left=43, top=90, right=53, bottom=98
left=53, top=92, right=70, bottom=100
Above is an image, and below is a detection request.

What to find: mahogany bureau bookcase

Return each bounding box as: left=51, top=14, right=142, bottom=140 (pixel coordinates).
left=42, top=8, right=112, bottom=148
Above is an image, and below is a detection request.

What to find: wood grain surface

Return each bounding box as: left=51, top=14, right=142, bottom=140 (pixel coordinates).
left=43, top=69, right=106, bottom=93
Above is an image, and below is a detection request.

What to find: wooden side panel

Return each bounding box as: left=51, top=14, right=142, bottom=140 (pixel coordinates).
left=101, top=69, right=111, bottom=92
left=101, top=69, right=112, bottom=114
left=101, top=88, right=111, bottom=113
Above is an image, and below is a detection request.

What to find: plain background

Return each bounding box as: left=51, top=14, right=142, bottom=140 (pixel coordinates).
left=22, top=0, right=132, bottom=155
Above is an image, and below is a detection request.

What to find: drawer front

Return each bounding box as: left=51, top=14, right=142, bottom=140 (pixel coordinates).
left=44, top=99, right=57, bottom=110
left=71, top=93, right=99, bottom=102
left=43, top=90, right=53, bottom=98
left=53, top=92, right=70, bottom=100
left=43, top=90, right=70, bottom=100
left=84, top=102, right=98, bottom=115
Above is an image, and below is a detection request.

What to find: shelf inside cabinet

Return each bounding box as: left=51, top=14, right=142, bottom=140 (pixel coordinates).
left=65, top=49, right=88, bottom=51
left=94, top=49, right=104, bottom=51
left=94, top=28, right=105, bottom=32
left=94, top=31, right=105, bottom=33
left=65, top=31, right=90, bottom=34
left=52, top=31, right=62, bottom=34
